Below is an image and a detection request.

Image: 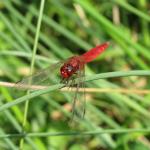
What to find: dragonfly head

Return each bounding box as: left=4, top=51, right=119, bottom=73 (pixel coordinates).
left=60, top=64, right=73, bottom=78
left=60, top=56, right=84, bottom=79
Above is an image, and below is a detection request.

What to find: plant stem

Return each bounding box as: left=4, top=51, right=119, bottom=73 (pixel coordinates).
left=0, top=70, right=150, bottom=113
left=19, top=0, right=45, bottom=149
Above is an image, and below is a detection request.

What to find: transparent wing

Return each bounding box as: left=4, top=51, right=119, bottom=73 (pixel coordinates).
left=14, top=61, right=64, bottom=90
left=70, top=66, right=86, bottom=121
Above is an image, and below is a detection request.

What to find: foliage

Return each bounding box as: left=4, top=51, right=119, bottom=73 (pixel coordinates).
left=0, top=0, right=150, bottom=149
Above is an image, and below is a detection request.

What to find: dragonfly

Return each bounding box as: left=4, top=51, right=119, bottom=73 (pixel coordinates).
left=15, top=42, right=109, bottom=119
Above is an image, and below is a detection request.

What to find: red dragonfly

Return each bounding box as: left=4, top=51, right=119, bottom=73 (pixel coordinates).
left=16, top=42, right=109, bottom=118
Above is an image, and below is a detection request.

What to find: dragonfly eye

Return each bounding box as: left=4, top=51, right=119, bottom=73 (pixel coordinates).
left=67, top=65, right=73, bottom=72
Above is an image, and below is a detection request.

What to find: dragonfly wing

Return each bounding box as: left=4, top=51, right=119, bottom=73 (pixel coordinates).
left=15, top=61, right=63, bottom=90
left=71, top=66, right=86, bottom=120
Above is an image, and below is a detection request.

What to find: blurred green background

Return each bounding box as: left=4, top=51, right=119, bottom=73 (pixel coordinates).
left=0, top=0, right=150, bottom=150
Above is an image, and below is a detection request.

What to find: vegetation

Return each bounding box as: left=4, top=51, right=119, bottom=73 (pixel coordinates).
left=0, top=0, right=150, bottom=149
